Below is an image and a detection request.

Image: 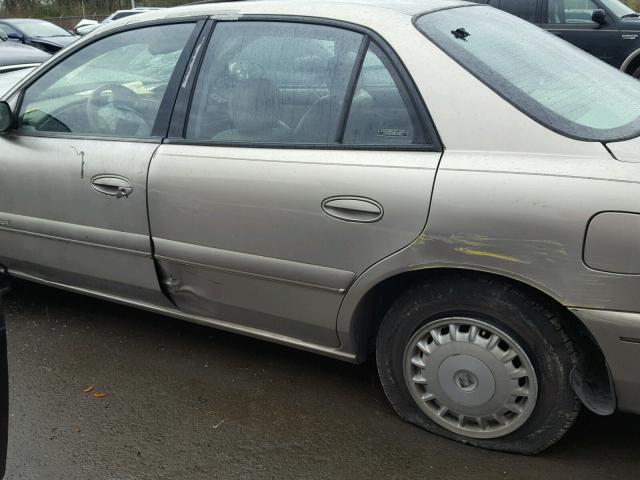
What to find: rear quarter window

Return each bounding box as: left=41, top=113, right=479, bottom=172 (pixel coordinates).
left=415, top=5, right=640, bottom=142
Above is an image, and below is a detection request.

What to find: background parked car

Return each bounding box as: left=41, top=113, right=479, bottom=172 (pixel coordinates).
left=0, top=67, right=35, bottom=97
left=75, top=8, right=165, bottom=36
left=0, top=18, right=77, bottom=54
left=0, top=29, right=49, bottom=74
left=475, top=0, right=640, bottom=78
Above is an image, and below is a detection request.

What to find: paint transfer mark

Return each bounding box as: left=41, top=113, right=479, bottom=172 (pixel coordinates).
left=70, top=146, right=85, bottom=179
left=414, top=233, right=492, bottom=248
left=454, top=247, right=530, bottom=264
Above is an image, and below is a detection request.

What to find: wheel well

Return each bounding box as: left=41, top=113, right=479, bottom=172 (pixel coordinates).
left=352, top=268, right=611, bottom=411
left=625, top=52, right=640, bottom=76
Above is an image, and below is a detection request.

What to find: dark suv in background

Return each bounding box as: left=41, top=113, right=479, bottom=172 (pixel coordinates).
left=476, top=0, right=640, bottom=77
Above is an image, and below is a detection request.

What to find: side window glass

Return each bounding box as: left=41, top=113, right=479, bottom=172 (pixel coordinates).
left=548, top=0, right=600, bottom=24
left=497, top=0, right=538, bottom=22
left=18, top=23, right=194, bottom=138
left=0, top=24, right=17, bottom=35
left=343, top=43, right=426, bottom=146
left=185, top=21, right=363, bottom=144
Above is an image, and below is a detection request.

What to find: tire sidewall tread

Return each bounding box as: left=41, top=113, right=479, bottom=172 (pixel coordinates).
left=376, top=273, right=580, bottom=454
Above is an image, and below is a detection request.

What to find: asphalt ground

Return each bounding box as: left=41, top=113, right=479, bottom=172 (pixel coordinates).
left=2, top=280, right=639, bottom=479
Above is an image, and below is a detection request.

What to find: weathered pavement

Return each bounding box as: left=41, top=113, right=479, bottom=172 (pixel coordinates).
left=3, top=280, right=639, bottom=479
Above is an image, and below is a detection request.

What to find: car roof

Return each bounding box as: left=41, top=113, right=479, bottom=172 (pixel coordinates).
left=115, top=0, right=472, bottom=27
left=0, top=18, right=53, bottom=23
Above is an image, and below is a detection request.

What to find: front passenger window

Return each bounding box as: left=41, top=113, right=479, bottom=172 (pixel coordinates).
left=548, top=0, right=600, bottom=24
left=18, top=23, right=194, bottom=138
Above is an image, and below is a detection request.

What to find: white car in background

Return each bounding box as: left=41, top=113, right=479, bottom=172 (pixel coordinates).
left=75, top=7, right=165, bottom=36
left=0, top=67, right=34, bottom=97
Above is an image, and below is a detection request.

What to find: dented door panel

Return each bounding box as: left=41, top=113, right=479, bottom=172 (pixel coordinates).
left=148, top=145, right=440, bottom=346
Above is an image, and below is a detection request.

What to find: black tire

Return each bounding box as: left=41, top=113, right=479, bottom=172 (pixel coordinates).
left=633, top=66, right=640, bottom=79
left=376, top=273, right=580, bottom=454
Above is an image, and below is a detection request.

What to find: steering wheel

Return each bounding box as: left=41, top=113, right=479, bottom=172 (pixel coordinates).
left=86, top=83, right=151, bottom=135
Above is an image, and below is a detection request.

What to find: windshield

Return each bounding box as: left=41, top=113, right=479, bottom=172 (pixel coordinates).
left=13, top=20, right=71, bottom=38
left=416, top=5, right=640, bottom=142
left=600, top=0, right=637, bottom=17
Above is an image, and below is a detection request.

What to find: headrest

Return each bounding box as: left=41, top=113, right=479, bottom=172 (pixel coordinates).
left=229, top=78, right=278, bottom=134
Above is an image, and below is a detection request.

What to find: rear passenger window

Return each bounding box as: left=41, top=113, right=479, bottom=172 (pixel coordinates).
left=497, top=0, right=538, bottom=22
left=185, top=21, right=363, bottom=144
left=343, top=43, right=424, bottom=146
left=185, top=21, right=430, bottom=148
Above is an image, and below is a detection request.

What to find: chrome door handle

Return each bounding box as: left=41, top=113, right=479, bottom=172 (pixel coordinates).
left=322, top=196, right=383, bottom=223
left=91, top=175, right=133, bottom=198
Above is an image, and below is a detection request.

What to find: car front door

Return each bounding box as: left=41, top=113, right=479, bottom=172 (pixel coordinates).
left=0, top=21, right=200, bottom=305
left=541, top=0, right=622, bottom=66
left=148, top=20, right=442, bottom=347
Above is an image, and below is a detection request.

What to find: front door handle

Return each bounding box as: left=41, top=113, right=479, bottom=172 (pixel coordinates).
left=322, top=196, right=383, bottom=223
left=91, top=175, right=133, bottom=198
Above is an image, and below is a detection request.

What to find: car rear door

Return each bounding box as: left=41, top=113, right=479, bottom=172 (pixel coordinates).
left=0, top=20, right=201, bottom=304
left=148, top=19, right=442, bottom=347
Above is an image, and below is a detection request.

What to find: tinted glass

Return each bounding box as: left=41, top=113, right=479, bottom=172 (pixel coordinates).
left=343, top=43, right=424, bottom=145
left=19, top=23, right=194, bottom=137
left=548, top=0, right=600, bottom=24
left=416, top=6, right=640, bottom=141
left=498, top=0, right=538, bottom=22
left=185, top=21, right=363, bottom=144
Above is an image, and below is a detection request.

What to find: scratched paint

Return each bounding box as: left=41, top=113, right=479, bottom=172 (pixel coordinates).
left=416, top=233, right=569, bottom=266
left=453, top=247, right=530, bottom=264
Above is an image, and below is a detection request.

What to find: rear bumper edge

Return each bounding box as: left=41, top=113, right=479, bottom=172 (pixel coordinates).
left=571, top=307, right=640, bottom=415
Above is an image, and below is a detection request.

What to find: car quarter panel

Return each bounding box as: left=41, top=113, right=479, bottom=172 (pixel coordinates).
left=335, top=8, right=640, bottom=356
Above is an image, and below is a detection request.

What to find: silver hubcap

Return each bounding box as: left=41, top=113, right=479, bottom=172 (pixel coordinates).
left=403, top=317, right=538, bottom=439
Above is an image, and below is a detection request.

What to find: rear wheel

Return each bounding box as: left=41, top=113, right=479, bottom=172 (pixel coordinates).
left=633, top=66, right=640, bottom=79
left=376, top=274, right=581, bottom=454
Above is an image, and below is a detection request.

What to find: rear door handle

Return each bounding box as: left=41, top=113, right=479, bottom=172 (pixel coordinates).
left=91, top=175, right=133, bottom=198
left=322, top=196, right=383, bottom=223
